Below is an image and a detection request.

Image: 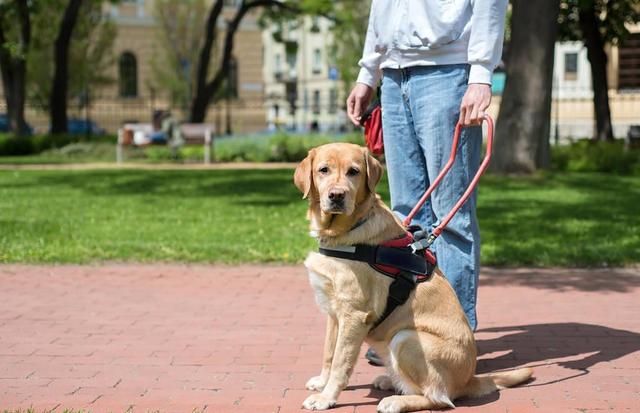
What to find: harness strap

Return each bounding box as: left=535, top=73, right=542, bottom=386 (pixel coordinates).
left=318, top=245, right=432, bottom=277
left=371, top=271, right=416, bottom=330
left=318, top=243, right=436, bottom=331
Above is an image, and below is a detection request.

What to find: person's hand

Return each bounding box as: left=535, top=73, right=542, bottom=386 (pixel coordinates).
left=346, top=83, right=374, bottom=126
left=459, top=83, right=492, bottom=126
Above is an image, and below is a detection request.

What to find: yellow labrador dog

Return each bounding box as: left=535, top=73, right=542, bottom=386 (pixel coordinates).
left=294, top=143, right=532, bottom=412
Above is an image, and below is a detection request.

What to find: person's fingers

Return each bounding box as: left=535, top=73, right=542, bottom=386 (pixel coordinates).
left=475, top=109, right=485, bottom=125
left=459, top=101, right=467, bottom=125
left=464, top=101, right=475, bottom=126
left=346, top=92, right=358, bottom=126
left=353, top=96, right=364, bottom=124
left=469, top=101, right=480, bottom=125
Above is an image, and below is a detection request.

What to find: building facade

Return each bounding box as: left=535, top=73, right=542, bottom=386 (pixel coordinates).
left=0, top=0, right=267, bottom=134
left=262, top=16, right=347, bottom=133
left=548, top=31, right=640, bottom=139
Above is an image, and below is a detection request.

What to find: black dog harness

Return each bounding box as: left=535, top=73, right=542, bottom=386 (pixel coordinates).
left=318, top=228, right=436, bottom=330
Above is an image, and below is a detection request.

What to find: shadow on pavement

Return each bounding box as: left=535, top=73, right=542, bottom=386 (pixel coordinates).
left=475, top=322, right=640, bottom=380
left=481, top=268, right=640, bottom=293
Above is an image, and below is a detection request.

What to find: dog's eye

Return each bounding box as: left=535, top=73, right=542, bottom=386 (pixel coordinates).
left=318, top=166, right=329, bottom=174
left=346, top=167, right=360, bottom=176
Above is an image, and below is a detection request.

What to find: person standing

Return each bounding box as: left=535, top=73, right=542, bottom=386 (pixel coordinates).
left=347, top=0, right=508, bottom=337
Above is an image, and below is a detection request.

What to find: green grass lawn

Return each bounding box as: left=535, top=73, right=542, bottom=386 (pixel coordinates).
left=0, top=168, right=638, bottom=266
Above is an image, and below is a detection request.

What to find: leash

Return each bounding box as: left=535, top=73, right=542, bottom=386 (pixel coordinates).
left=403, top=114, right=494, bottom=251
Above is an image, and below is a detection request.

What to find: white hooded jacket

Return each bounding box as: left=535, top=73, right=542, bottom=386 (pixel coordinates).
left=357, top=0, right=508, bottom=87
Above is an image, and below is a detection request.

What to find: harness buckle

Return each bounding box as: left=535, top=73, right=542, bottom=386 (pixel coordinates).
left=410, top=234, right=437, bottom=253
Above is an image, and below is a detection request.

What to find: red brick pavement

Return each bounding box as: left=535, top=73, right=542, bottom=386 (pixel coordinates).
left=0, top=264, right=638, bottom=413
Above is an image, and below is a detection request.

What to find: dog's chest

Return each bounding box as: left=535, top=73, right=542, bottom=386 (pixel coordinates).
left=307, top=270, right=335, bottom=315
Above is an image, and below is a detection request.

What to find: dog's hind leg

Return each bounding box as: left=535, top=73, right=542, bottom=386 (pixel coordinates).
left=306, top=315, right=338, bottom=391
left=377, top=330, right=458, bottom=412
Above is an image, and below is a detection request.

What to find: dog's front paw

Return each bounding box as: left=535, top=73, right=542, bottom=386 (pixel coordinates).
left=302, top=393, right=336, bottom=411
left=372, top=375, right=394, bottom=391
left=305, top=375, right=328, bottom=391
left=377, top=396, right=403, bottom=413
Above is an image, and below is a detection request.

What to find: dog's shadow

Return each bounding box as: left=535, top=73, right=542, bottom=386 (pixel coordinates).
left=345, top=322, right=639, bottom=408
left=475, top=322, right=640, bottom=376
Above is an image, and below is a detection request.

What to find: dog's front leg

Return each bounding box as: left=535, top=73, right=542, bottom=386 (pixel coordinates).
left=306, top=315, right=338, bottom=391
left=302, top=314, right=368, bottom=410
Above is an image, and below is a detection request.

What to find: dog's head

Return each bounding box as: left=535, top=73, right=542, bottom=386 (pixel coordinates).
left=294, top=143, right=382, bottom=219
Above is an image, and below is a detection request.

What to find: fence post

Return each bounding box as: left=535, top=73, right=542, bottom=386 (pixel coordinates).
left=204, top=128, right=212, bottom=164
left=116, top=128, right=124, bottom=164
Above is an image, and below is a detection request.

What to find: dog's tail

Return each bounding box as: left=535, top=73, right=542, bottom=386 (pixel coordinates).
left=461, top=367, right=533, bottom=398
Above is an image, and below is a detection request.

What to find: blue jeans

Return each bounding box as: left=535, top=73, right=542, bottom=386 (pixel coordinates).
left=381, top=65, right=482, bottom=330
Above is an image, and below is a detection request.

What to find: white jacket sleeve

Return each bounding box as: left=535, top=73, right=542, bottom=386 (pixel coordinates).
left=467, top=0, right=508, bottom=85
left=356, top=1, right=383, bottom=87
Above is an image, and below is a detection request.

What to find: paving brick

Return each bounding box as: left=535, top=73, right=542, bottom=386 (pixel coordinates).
left=0, top=264, right=638, bottom=413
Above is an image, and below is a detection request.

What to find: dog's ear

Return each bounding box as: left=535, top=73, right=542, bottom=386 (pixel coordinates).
left=294, top=149, right=315, bottom=199
left=365, top=150, right=382, bottom=193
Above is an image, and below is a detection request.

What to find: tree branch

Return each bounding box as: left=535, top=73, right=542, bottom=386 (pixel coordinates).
left=195, top=0, right=224, bottom=94
left=15, top=0, right=30, bottom=54
left=203, top=0, right=297, bottom=98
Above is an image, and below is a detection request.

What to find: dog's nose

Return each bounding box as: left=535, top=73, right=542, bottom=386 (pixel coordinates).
left=328, top=190, right=345, bottom=202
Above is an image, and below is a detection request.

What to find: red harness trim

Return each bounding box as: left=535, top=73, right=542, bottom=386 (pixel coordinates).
left=373, top=233, right=436, bottom=281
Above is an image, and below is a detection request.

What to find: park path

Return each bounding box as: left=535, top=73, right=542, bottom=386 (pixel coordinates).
left=0, top=264, right=638, bottom=413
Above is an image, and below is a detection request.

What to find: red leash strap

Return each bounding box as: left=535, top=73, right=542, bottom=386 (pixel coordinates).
left=402, top=114, right=494, bottom=240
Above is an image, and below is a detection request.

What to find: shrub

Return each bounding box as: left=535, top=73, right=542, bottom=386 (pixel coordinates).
left=552, top=139, right=639, bottom=174
left=0, top=133, right=117, bottom=156
left=213, top=132, right=363, bottom=163
left=0, top=135, right=35, bottom=155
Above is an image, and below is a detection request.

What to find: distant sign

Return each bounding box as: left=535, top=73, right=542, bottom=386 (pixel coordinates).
left=491, top=72, right=506, bottom=95
left=328, top=66, right=339, bottom=81
left=241, top=82, right=263, bottom=92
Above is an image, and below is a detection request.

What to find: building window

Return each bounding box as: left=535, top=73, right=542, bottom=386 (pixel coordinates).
left=564, top=52, right=578, bottom=81
left=310, top=16, right=320, bottom=33
left=312, top=49, right=322, bottom=75
left=303, top=89, right=309, bottom=112
left=227, top=56, right=239, bottom=98
left=328, top=88, right=338, bottom=114
left=285, top=41, right=297, bottom=78
left=119, top=52, right=138, bottom=98
left=274, top=53, right=282, bottom=81
left=618, top=33, right=640, bottom=90
left=312, top=90, right=321, bottom=115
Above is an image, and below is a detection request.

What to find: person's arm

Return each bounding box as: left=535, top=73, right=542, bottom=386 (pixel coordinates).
left=467, top=0, right=508, bottom=85
left=347, top=1, right=379, bottom=126
left=355, top=1, right=382, bottom=88
left=460, top=0, right=508, bottom=126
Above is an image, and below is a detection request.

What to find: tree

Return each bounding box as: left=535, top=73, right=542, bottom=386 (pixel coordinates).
left=189, top=0, right=297, bottom=122
left=49, top=0, right=83, bottom=134
left=27, top=1, right=115, bottom=112
left=326, top=2, right=370, bottom=97
left=0, top=0, right=31, bottom=136
left=558, top=0, right=640, bottom=141
left=150, top=0, right=209, bottom=111
left=491, top=0, right=561, bottom=173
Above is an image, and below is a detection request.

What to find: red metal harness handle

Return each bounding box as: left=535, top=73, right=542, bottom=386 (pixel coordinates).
left=402, top=114, right=494, bottom=240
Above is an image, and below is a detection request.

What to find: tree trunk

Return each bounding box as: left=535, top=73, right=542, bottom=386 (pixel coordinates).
left=578, top=6, right=614, bottom=141
left=189, top=0, right=293, bottom=123
left=491, top=0, right=560, bottom=174
left=0, top=0, right=30, bottom=137
left=50, top=0, right=83, bottom=134
left=189, top=0, right=224, bottom=123
left=0, top=59, right=29, bottom=136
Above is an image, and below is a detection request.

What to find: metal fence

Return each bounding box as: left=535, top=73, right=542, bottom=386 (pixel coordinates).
left=2, top=90, right=639, bottom=139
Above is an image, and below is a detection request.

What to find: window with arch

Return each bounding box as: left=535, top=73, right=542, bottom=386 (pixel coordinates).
left=119, top=52, right=138, bottom=98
